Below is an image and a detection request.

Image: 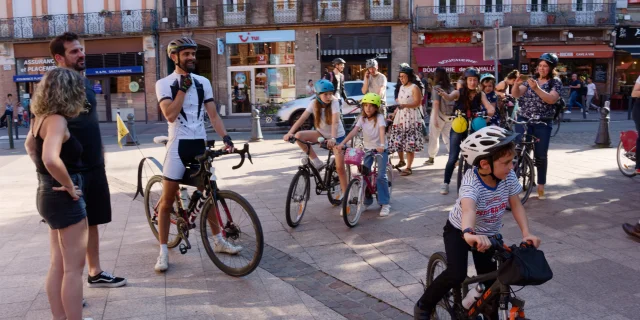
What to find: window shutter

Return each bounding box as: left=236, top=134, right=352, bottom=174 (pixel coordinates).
left=526, top=0, right=531, bottom=12
left=433, top=0, right=439, bottom=14
left=480, top=0, right=486, bottom=13
left=504, top=0, right=511, bottom=12
left=571, top=0, right=577, bottom=11
left=459, top=0, right=465, bottom=14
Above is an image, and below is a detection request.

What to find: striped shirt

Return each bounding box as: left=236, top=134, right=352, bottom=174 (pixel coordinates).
left=448, top=168, right=522, bottom=235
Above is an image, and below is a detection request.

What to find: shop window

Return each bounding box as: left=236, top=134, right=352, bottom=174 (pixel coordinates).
left=86, top=53, right=144, bottom=69
left=229, top=41, right=295, bottom=66
left=529, top=0, right=549, bottom=12
left=109, top=75, right=146, bottom=120
left=254, top=67, right=296, bottom=104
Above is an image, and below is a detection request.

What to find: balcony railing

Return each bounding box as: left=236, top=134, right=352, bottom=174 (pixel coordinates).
left=415, top=3, right=616, bottom=30
left=367, top=0, right=398, bottom=20
left=0, top=10, right=156, bottom=40
left=268, top=1, right=302, bottom=24
left=168, top=6, right=204, bottom=28
left=217, top=3, right=252, bottom=26
left=314, top=0, right=345, bottom=22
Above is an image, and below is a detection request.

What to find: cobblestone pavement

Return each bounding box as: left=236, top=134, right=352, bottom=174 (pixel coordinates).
left=1, top=124, right=639, bottom=319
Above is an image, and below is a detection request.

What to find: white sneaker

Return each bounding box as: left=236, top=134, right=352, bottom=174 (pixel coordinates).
left=380, top=205, right=391, bottom=217
left=154, top=253, right=168, bottom=272
left=440, top=183, right=449, bottom=195
left=564, top=110, right=572, bottom=114
left=311, top=158, right=325, bottom=170
left=214, top=239, right=242, bottom=255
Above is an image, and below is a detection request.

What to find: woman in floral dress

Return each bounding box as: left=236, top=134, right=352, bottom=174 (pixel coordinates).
left=388, top=66, right=424, bottom=176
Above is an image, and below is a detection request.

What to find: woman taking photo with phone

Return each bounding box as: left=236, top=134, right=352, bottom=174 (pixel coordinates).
left=511, top=53, right=562, bottom=199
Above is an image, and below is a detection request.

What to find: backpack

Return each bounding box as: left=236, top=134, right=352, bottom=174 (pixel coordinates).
left=550, top=79, right=566, bottom=120
left=435, top=85, right=455, bottom=116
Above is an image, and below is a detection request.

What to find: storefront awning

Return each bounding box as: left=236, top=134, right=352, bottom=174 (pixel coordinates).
left=523, top=45, right=613, bottom=59
left=616, top=45, right=640, bottom=56
left=321, top=48, right=391, bottom=56
left=413, top=47, right=498, bottom=73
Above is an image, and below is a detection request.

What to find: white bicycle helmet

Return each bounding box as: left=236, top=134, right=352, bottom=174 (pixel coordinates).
left=366, top=59, right=378, bottom=68
left=461, top=126, right=518, bottom=167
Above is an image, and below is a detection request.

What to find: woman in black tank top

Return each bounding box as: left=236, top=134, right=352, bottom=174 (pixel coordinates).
left=25, top=68, right=88, bottom=320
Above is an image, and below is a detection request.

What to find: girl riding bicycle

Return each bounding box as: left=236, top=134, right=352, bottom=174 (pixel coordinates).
left=435, top=67, right=496, bottom=195
left=414, top=126, right=542, bottom=320
left=283, top=79, right=348, bottom=206
left=338, top=93, right=391, bottom=217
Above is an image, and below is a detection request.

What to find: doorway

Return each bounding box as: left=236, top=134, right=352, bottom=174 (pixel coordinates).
left=228, top=68, right=254, bottom=114
left=91, top=78, right=112, bottom=121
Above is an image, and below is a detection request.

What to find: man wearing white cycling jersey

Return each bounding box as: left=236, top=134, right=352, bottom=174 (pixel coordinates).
left=154, top=37, right=241, bottom=272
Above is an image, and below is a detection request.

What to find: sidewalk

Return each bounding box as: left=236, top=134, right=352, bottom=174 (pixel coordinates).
left=1, top=133, right=640, bottom=319
left=561, top=109, right=632, bottom=122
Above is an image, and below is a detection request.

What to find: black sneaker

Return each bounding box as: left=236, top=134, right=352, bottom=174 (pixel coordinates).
left=424, top=158, right=434, bottom=166
left=87, top=271, right=127, bottom=288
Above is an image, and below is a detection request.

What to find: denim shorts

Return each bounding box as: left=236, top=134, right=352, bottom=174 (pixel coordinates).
left=37, top=173, right=87, bottom=230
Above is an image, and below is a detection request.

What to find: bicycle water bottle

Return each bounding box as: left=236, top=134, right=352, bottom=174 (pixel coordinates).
left=462, top=283, right=485, bottom=309
left=179, top=187, right=190, bottom=209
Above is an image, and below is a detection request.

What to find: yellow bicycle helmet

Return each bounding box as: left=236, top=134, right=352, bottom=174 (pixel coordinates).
left=361, top=93, right=382, bottom=107
left=452, top=115, right=468, bottom=133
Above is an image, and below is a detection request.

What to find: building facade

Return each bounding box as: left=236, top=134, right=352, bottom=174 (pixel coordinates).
left=0, top=0, right=158, bottom=122
left=413, top=0, right=618, bottom=100
left=157, top=0, right=411, bottom=117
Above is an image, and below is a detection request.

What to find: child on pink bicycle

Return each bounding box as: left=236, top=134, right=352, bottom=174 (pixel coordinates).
left=338, top=93, right=391, bottom=216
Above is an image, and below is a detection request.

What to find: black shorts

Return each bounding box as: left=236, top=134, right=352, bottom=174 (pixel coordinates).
left=37, top=173, right=87, bottom=229
left=82, top=167, right=112, bottom=226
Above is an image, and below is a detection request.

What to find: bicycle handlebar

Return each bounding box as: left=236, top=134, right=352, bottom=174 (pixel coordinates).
left=507, top=116, right=553, bottom=126
left=190, top=143, right=253, bottom=178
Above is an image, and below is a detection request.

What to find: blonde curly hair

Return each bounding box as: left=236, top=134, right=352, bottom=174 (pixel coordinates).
left=31, top=68, right=86, bottom=118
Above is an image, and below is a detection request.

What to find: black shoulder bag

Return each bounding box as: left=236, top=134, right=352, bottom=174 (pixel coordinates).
left=549, top=79, right=566, bottom=120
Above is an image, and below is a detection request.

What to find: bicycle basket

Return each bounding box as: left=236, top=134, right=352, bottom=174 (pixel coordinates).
left=344, top=148, right=365, bottom=165
left=497, top=245, right=553, bottom=286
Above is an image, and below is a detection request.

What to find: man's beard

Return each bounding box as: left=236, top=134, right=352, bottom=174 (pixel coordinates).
left=67, top=58, right=86, bottom=72
left=179, top=59, right=196, bottom=73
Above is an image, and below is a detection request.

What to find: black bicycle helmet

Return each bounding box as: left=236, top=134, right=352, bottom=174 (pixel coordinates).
left=538, top=53, right=559, bottom=69
left=167, top=37, right=198, bottom=58
left=332, top=58, right=346, bottom=65
left=464, top=67, right=480, bottom=79
left=399, top=66, right=414, bottom=74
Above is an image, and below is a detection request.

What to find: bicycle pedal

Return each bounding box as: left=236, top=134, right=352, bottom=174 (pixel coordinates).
left=179, top=244, right=188, bottom=254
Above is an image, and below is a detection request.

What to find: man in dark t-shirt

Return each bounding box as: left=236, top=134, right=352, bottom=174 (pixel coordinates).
left=46, top=32, right=126, bottom=287
left=566, top=73, right=584, bottom=114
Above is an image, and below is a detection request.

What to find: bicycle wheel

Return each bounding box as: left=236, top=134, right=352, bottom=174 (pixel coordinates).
left=326, top=160, right=345, bottom=206
left=200, top=190, right=264, bottom=277
left=617, top=141, right=637, bottom=177
left=426, top=252, right=460, bottom=317
left=143, top=175, right=181, bottom=248
left=342, top=178, right=364, bottom=228
left=285, top=170, right=311, bottom=228
left=518, top=154, right=535, bottom=205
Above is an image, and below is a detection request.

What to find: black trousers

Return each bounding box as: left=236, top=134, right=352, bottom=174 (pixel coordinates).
left=419, top=221, right=497, bottom=312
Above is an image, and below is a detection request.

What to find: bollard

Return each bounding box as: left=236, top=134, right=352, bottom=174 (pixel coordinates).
left=594, top=100, right=611, bottom=148
left=250, top=105, right=263, bottom=142
left=14, top=119, right=19, bottom=140
left=7, top=117, right=13, bottom=149
left=125, top=113, right=139, bottom=146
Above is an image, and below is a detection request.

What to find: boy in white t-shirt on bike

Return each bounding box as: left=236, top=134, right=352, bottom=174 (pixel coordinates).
left=414, top=126, right=542, bottom=319
left=338, top=93, right=391, bottom=217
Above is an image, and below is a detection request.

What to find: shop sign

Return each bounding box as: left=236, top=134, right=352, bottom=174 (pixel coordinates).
left=86, top=66, right=144, bottom=76
left=256, top=54, right=268, bottom=65
left=13, top=74, right=44, bottom=82
left=17, top=57, right=57, bottom=74
left=420, top=65, right=496, bottom=73
left=520, top=63, right=530, bottom=74
left=226, top=30, right=295, bottom=44
left=616, top=26, right=640, bottom=46
left=284, top=54, right=294, bottom=64
left=424, top=33, right=471, bottom=45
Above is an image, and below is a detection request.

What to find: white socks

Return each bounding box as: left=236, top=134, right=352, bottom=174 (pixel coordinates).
left=214, top=233, right=223, bottom=244
left=160, top=244, right=168, bottom=255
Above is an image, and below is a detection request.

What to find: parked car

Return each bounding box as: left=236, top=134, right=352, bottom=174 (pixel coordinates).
left=275, top=81, right=398, bottom=131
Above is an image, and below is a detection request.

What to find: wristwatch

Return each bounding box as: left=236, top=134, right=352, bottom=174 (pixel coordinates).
left=462, top=228, right=476, bottom=238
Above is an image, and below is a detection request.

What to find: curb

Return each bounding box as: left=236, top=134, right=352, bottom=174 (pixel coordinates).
left=207, top=127, right=288, bottom=133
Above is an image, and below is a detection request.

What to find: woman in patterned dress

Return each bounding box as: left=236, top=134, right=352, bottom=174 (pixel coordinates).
left=388, top=66, right=424, bottom=176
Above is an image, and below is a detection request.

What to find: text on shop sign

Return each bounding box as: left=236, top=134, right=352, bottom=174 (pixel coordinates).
left=85, top=66, right=144, bottom=76
left=424, top=33, right=471, bottom=44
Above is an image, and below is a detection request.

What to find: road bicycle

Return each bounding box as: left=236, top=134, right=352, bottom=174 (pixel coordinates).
left=425, top=235, right=532, bottom=320
left=617, top=130, right=638, bottom=177
left=550, top=112, right=563, bottom=138
left=285, top=137, right=351, bottom=228
left=342, top=150, right=394, bottom=227
left=134, top=138, right=264, bottom=277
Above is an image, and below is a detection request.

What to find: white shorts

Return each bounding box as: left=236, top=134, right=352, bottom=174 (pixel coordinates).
left=163, top=139, right=206, bottom=181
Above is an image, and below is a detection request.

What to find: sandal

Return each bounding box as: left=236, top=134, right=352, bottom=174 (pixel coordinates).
left=400, top=168, right=413, bottom=176
left=394, top=160, right=406, bottom=170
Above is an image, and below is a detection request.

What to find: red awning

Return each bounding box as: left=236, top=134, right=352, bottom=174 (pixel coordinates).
left=523, top=45, right=613, bottom=59
left=414, top=47, right=498, bottom=73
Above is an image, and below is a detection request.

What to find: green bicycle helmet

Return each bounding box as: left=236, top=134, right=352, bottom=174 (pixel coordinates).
left=361, top=93, right=382, bottom=107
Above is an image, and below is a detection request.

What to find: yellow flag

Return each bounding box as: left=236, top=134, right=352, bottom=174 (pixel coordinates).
left=116, top=114, right=129, bottom=149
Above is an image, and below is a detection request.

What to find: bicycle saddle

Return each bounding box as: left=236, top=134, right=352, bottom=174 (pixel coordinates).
left=153, top=136, right=169, bottom=146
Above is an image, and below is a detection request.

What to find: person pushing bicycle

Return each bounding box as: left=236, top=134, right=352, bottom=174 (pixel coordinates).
left=414, top=126, right=541, bottom=320
left=153, top=37, right=241, bottom=272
